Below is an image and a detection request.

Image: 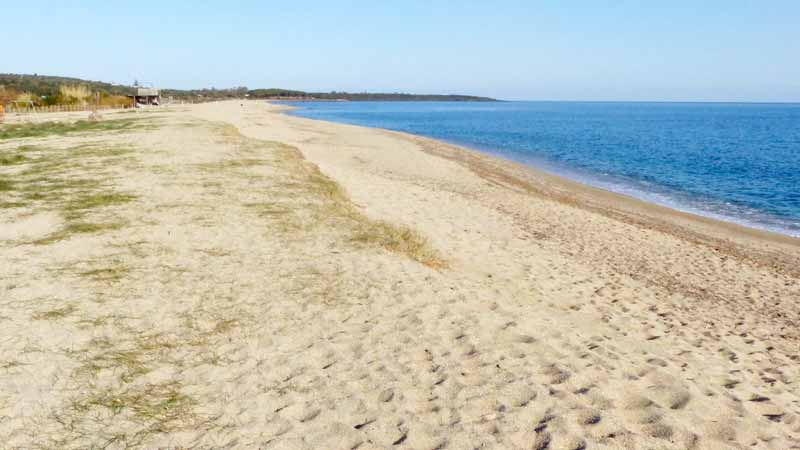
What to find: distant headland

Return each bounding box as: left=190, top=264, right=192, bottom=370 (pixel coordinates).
left=0, top=73, right=498, bottom=105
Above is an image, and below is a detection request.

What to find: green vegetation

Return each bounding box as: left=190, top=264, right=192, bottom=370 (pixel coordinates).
left=351, top=221, right=443, bottom=266
left=32, top=304, right=77, bottom=321
left=80, top=263, right=130, bottom=282
left=34, top=222, right=125, bottom=245
left=217, top=126, right=446, bottom=268
left=72, top=381, right=194, bottom=424
left=0, top=154, right=27, bottom=165
left=2, top=73, right=497, bottom=105
left=64, top=193, right=136, bottom=219
left=289, top=91, right=497, bottom=101
left=0, top=118, right=142, bottom=140
left=184, top=87, right=498, bottom=101
left=0, top=140, right=139, bottom=243
left=0, top=73, right=134, bottom=105
left=59, top=328, right=201, bottom=444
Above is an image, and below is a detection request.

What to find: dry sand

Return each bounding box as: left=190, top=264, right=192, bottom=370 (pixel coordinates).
left=1, top=100, right=799, bottom=449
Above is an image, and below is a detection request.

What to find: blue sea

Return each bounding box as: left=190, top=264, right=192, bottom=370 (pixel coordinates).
left=286, top=101, right=800, bottom=237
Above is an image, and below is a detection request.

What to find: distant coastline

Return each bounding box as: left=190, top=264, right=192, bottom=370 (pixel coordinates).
left=263, top=94, right=499, bottom=102
left=0, top=73, right=498, bottom=104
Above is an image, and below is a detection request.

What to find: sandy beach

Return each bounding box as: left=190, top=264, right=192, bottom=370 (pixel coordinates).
left=1, top=100, right=799, bottom=449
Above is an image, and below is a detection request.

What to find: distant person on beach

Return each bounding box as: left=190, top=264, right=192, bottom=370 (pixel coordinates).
left=0, top=104, right=4, bottom=123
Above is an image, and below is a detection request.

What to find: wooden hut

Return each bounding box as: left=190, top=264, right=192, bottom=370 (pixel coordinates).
left=130, top=88, right=160, bottom=107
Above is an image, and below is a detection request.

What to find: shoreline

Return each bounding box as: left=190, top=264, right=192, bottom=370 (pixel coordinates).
left=274, top=102, right=800, bottom=256
left=425, top=138, right=800, bottom=239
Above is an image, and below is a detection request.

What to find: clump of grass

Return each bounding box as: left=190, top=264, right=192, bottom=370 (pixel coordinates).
left=304, top=163, right=349, bottom=199
left=198, top=158, right=266, bottom=170
left=87, top=336, right=114, bottom=349
left=352, top=222, right=446, bottom=268
left=0, top=360, right=24, bottom=370
left=136, top=334, right=179, bottom=353
left=244, top=202, right=296, bottom=233
left=0, top=201, right=27, bottom=208
left=0, top=153, right=28, bottom=165
left=78, top=332, right=178, bottom=380
left=212, top=318, right=238, bottom=334
left=69, top=222, right=123, bottom=234
left=32, top=304, right=77, bottom=321
left=34, top=222, right=124, bottom=245
left=70, top=144, right=134, bottom=159
left=80, top=263, right=130, bottom=282
left=72, top=381, right=195, bottom=428
left=78, top=348, right=151, bottom=382
left=77, top=315, right=117, bottom=328
left=0, top=178, right=13, bottom=191
left=65, top=193, right=136, bottom=218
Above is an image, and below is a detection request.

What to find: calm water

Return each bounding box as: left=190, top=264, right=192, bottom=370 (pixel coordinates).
left=286, top=101, right=800, bottom=237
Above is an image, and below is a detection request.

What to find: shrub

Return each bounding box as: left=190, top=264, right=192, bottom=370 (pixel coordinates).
left=59, top=84, right=93, bottom=105
left=0, top=86, right=20, bottom=105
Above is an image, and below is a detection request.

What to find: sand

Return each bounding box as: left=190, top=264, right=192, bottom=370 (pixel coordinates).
left=0, top=100, right=798, bottom=449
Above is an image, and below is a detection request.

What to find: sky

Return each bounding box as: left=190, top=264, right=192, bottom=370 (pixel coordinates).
left=3, top=1, right=800, bottom=101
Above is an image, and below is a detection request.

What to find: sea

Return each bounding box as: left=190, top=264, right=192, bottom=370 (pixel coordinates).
left=285, top=101, right=800, bottom=238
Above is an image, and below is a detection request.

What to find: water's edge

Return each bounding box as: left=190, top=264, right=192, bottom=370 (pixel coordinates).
left=279, top=102, right=800, bottom=239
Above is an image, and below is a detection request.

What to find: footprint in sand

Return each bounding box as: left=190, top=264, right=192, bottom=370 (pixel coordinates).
left=647, top=384, right=691, bottom=409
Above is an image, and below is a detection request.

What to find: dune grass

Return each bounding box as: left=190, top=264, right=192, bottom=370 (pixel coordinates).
left=0, top=141, right=138, bottom=243
left=34, top=222, right=126, bottom=245
left=351, top=221, right=443, bottom=267
left=64, top=193, right=136, bottom=219
left=300, top=163, right=446, bottom=268
left=32, top=304, right=77, bottom=321
left=73, top=381, right=195, bottom=425
left=216, top=125, right=446, bottom=268
left=0, top=154, right=28, bottom=165
left=0, top=117, right=147, bottom=140
left=58, top=321, right=212, bottom=446
left=80, top=263, right=130, bottom=282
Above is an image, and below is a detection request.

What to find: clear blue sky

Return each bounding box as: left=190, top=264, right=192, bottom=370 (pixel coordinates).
left=4, top=1, right=799, bottom=101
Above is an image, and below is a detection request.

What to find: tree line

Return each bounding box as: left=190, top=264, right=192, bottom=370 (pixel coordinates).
left=1, top=73, right=497, bottom=106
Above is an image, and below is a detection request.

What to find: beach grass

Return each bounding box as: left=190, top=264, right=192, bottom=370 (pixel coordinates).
left=0, top=154, right=28, bottom=165
left=0, top=140, right=140, bottom=244
left=0, top=118, right=147, bottom=140
left=32, top=304, right=77, bottom=321
left=75, top=381, right=194, bottom=423
left=64, top=193, right=136, bottom=219
left=214, top=126, right=446, bottom=268
left=34, top=222, right=126, bottom=245
left=351, top=220, right=444, bottom=268
left=80, top=263, right=130, bottom=282
left=301, top=162, right=446, bottom=268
